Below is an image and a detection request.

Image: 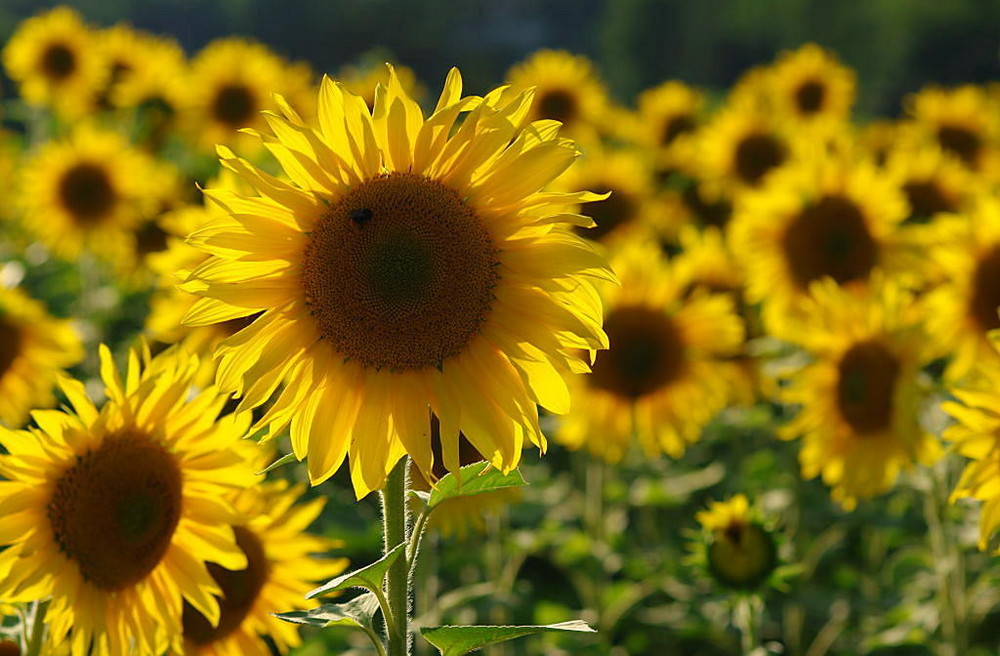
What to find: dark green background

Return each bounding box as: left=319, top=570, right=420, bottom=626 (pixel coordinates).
left=2, top=0, right=999, bottom=117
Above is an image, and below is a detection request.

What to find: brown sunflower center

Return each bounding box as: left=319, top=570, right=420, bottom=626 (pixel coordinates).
left=40, top=42, right=76, bottom=81
left=794, top=79, right=826, bottom=114
left=937, top=125, right=981, bottom=166
left=211, top=83, right=257, bottom=127
left=682, top=184, right=732, bottom=228
left=836, top=340, right=899, bottom=434
left=661, top=114, right=696, bottom=146
left=536, top=89, right=577, bottom=125
left=734, top=133, right=787, bottom=185
left=902, top=180, right=955, bottom=222
left=781, top=194, right=877, bottom=289
left=969, top=245, right=1000, bottom=332
left=0, top=640, right=20, bottom=656
left=590, top=306, right=686, bottom=399
left=135, top=221, right=170, bottom=256
left=577, top=185, right=635, bottom=241
left=0, top=316, right=23, bottom=378
left=182, top=526, right=269, bottom=645
left=301, top=172, right=498, bottom=371
left=58, top=163, right=116, bottom=224
left=47, top=432, right=183, bottom=591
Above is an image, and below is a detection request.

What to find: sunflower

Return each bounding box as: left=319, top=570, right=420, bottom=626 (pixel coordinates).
left=179, top=480, right=347, bottom=655
left=553, top=141, right=658, bottom=245
left=336, top=59, right=424, bottom=111
left=505, top=50, right=610, bottom=137
left=183, top=38, right=297, bottom=153
left=906, top=85, right=1000, bottom=176
left=729, top=157, right=909, bottom=335
left=923, top=195, right=1000, bottom=380
left=623, top=81, right=704, bottom=168
left=18, top=124, right=166, bottom=261
left=0, top=286, right=82, bottom=427
left=0, top=344, right=256, bottom=655
left=695, top=494, right=777, bottom=590
left=2, top=7, right=105, bottom=117
left=883, top=142, right=976, bottom=225
left=693, top=99, right=796, bottom=194
left=767, top=44, right=855, bottom=131
left=555, top=242, right=745, bottom=463
left=179, top=67, right=611, bottom=497
left=942, top=364, right=1000, bottom=550
left=778, top=277, right=941, bottom=509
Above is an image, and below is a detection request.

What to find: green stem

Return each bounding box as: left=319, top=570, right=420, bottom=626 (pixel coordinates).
left=382, top=458, right=411, bottom=656
left=924, top=461, right=967, bottom=656
left=734, top=594, right=761, bottom=655
left=25, top=600, right=48, bottom=656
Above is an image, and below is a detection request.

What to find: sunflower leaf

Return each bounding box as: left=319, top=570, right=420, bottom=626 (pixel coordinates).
left=409, top=489, right=431, bottom=504
left=306, top=542, right=405, bottom=599
left=257, top=452, right=297, bottom=475
left=420, top=621, right=596, bottom=656
left=274, top=592, right=381, bottom=629
left=428, top=462, right=526, bottom=510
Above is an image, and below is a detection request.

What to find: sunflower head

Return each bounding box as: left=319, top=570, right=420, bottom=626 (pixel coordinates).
left=2, top=7, right=106, bottom=117
left=506, top=50, right=610, bottom=137
left=696, top=494, right=778, bottom=590
left=0, top=344, right=256, bottom=654
left=180, top=65, right=611, bottom=498
left=907, top=85, right=1000, bottom=174
left=767, top=43, right=856, bottom=130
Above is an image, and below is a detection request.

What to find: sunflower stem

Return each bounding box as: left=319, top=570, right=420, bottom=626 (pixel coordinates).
left=381, top=458, right=411, bottom=656
left=25, top=600, right=48, bottom=656
left=734, top=594, right=761, bottom=655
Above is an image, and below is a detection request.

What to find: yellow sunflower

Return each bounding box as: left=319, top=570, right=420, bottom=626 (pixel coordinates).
left=553, top=141, right=658, bottom=245
left=18, top=124, right=166, bottom=261
left=883, top=142, right=977, bottom=224
left=183, top=38, right=297, bottom=153
left=0, top=286, right=82, bottom=427
left=942, top=364, right=1000, bottom=550
left=556, top=242, right=745, bottom=463
left=695, top=494, right=777, bottom=590
left=906, top=85, right=1000, bottom=176
left=2, top=7, right=105, bottom=117
left=336, top=59, right=424, bottom=111
left=923, top=195, right=1000, bottom=380
left=0, top=344, right=256, bottom=655
left=623, top=80, right=704, bottom=168
left=778, top=277, right=942, bottom=509
left=505, top=50, right=610, bottom=137
left=179, top=480, right=347, bottom=655
left=729, top=157, right=909, bottom=335
left=179, top=67, right=611, bottom=497
left=692, top=99, right=797, bottom=194
left=767, top=43, right=855, bottom=131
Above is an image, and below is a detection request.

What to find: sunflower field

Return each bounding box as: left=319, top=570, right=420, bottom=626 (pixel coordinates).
left=1, top=4, right=1000, bottom=656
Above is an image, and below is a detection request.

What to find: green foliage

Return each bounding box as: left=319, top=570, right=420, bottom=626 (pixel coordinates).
left=426, top=463, right=527, bottom=511
left=420, top=621, right=595, bottom=656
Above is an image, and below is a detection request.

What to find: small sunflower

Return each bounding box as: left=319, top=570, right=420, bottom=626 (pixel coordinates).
left=505, top=50, right=610, bottom=137
left=553, top=141, right=658, bottom=245
left=184, top=38, right=297, bottom=153
left=2, top=7, right=105, bottom=117
left=729, top=157, right=909, bottom=335
left=180, top=481, right=347, bottom=655
left=778, top=278, right=941, bottom=509
left=0, top=345, right=256, bottom=655
left=0, top=286, right=82, bottom=428
left=179, top=67, right=611, bottom=497
left=556, top=242, right=745, bottom=463
left=624, top=81, right=704, bottom=167
left=906, top=85, right=1000, bottom=176
left=767, top=44, right=855, bottom=131
left=18, top=124, right=165, bottom=260
left=336, top=59, right=424, bottom=111
left=883, top=142, right=976, bottom=224
left=923, top=195, right=1000, bottom=380
left=942, top=364, right=1000, bottom=551
left=695, top=494, right=778, bottom=590
left=693, top=99, right=796, bottom=194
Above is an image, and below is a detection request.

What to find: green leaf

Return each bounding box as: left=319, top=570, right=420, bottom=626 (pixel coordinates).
left=257, top=452, right=297, bottom=475
left=409, top=489, right=431, bottom=504
left=420, top=621, right=596, bottom=656
left=306, top=543, right=405, bottom=599
left=428, top=462, right=526, bottom=510
left=274, top=592, right=381, bottom=629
